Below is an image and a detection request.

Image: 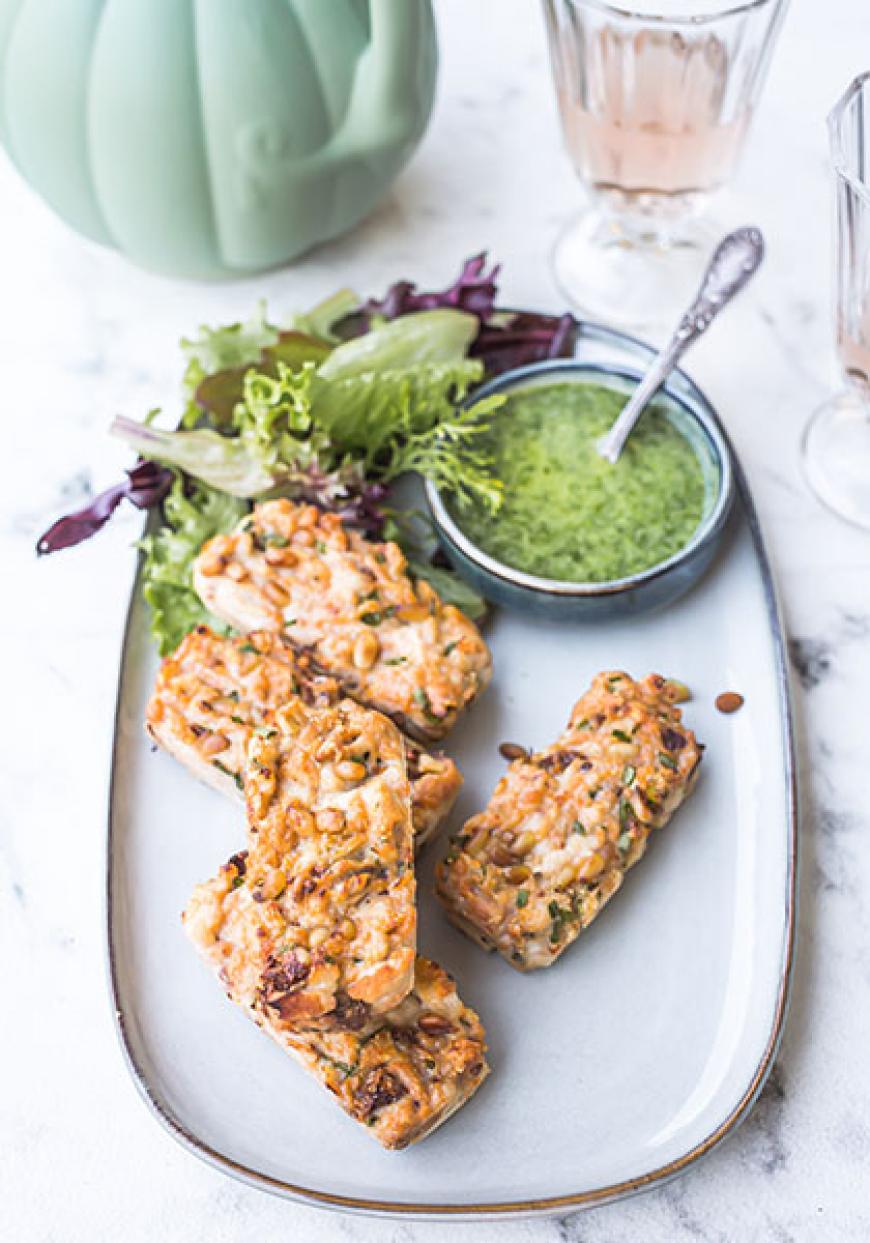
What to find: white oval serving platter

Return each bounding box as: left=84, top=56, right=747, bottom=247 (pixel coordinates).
left=106, top=458, right=796, bottom=1221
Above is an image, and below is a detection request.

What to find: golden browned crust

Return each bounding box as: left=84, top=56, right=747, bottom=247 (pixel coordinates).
left=145, top=627, right=462, bottom=847
left=191, top=699, right=417, bottom=1020
left=192, top=500, right=492, bottom=742
left=184, top=853, right=489, bottom=1149
left=435, top=672, right=702, bottom=971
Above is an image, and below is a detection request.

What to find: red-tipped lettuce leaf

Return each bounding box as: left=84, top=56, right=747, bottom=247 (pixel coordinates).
left=194, top=331, right=332, bottom=426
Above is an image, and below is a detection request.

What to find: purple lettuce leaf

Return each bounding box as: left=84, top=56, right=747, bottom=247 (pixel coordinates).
left=360, top=252, right=500, bottom=321
left=472, top=309, right=578, bottom=376
left=354, top=252, right=578, bottom=376
left=36, top=460, right=172, bottom=556
left=289, top=461, right=390, bottom=541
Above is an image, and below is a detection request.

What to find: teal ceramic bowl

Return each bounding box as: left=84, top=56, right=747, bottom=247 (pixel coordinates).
left=425, top=323, right=735, bottom=621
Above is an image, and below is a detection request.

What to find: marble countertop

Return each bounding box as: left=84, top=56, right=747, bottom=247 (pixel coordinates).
left=4, top=1, right=870, bottom=1239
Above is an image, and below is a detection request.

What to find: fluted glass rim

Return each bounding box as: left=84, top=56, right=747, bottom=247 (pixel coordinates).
left=828, top=70, right=870, bottom=207
left=550, top=0, right=783, bottom=25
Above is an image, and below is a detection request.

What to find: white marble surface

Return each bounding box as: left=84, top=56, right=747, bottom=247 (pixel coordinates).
left=3, top=1, right=870, bottom=1239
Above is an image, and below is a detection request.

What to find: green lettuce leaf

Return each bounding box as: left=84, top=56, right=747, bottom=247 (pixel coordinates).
left=318, top=308, right=479, bottom=380
left=286, top=288, right=361, bottom=342
left=310, top=360, right=484, bottom=466
left=181, top=303, right=278, bottom=394
left=180, top=303, right=280, bottom=427
left=112, top=416, right=278, bottom=498
left=139, top=475, right=247, bottom=655
left=406, top=559, right=488, bottom=621
left=381, top=393, right=504, bottom=512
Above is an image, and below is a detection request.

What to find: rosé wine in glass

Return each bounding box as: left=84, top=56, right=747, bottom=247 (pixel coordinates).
left=542, top=0, right=788, bottom=329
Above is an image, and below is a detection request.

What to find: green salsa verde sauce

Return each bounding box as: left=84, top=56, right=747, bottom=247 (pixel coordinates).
left=451, top=381, right=711, bottom=583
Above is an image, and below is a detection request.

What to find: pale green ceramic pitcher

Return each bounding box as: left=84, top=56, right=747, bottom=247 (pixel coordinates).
left=0, top=0, right=437, bottom=278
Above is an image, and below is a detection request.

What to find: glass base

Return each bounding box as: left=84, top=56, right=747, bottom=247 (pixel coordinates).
left=802, top=389, right=870, bottom=529
left=551, top=208, right=719, bottom=335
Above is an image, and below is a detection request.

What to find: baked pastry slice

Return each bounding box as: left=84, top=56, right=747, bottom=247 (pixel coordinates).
left=436, top=671, right=702, bottom=971
left=226, top=698, right=416, bottom=1019
left=145, top=626, right=462, bottom=847
left=184, top=857, right=488, bottom=1149
left=192, top=499, right=492, bottom=742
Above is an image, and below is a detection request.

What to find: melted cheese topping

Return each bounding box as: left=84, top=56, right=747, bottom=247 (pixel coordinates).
left=436, top=671, right=702, bottom=970
left=145, top=626, right=462, bottom=845
left=193, top=500, right=492, bottom=741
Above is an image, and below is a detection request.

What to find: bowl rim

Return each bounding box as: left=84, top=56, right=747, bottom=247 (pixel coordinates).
left=424, top=352, right=735, bottom=599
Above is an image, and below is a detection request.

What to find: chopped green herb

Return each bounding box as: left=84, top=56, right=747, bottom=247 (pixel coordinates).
left=413, top=687, right=439, bottom=721
left=622, top=764, right=636, bottom=785
left=284, top=617, right=297, bottom=627
left=240, top=642, right=258, bottom=655
left=548, top=903, right=579, bottom=943
left=226, top=690, right=240, bottom=702
left=231, top=715, right=246, bottom=726
left=659, top=752, right=678, bottom=770
left=516, top=889, right=529, bottom=908
left=213, top=760, right=244, bottom=791
left=264, top=532, right=288, bottom=548
left=617, top=831, right=632, bottom=854
left=612, top=729, right=632, bottom=743
left=361, top=607, right=396, bottom=626
left=619, top=798, right=634, bottom=829
left=231, top=874, right=245, bottom=890
left=443, top=641, right=458, bottom=655
left=315, top=540, right=327, bottom=554
left=571, top=819, right=586, bottom=835
left=384, top=656, right=407, bottom=666
left=576, top=718, right=589, bottom=729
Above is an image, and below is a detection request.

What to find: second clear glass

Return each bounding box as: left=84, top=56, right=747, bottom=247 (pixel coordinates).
left=541, top=0, right=789, bottom=330
left=802, top=72, right=870, bottom=529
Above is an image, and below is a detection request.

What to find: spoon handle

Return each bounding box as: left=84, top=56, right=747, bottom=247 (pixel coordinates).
left=597, top=226, right=765, bottom=465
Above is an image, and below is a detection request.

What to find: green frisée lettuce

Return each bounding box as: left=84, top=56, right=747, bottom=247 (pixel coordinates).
left=139, top=474, right=247, bottom=655
left=113, top=310, right=503, bottom=513
left=181, top=303, right=279, bottom=404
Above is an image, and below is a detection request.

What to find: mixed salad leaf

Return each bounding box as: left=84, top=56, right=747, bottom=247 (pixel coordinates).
left=37, top=459, right=172, bottom=556
left=37, top=255, right=579, bottom=656
left=139, top=475, right=248, bottom=653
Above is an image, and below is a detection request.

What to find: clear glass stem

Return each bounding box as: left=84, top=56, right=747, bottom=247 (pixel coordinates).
left=802, top=386, right=870, bottom=529
left=552, top=205, right=719, bottom=333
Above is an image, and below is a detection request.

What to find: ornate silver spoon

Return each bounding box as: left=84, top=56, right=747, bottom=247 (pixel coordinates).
left=597, top=226, right=765, bottom=464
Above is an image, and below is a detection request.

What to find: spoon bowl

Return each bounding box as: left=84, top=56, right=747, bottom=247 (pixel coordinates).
left=425, top=323, right=736, bottom=621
